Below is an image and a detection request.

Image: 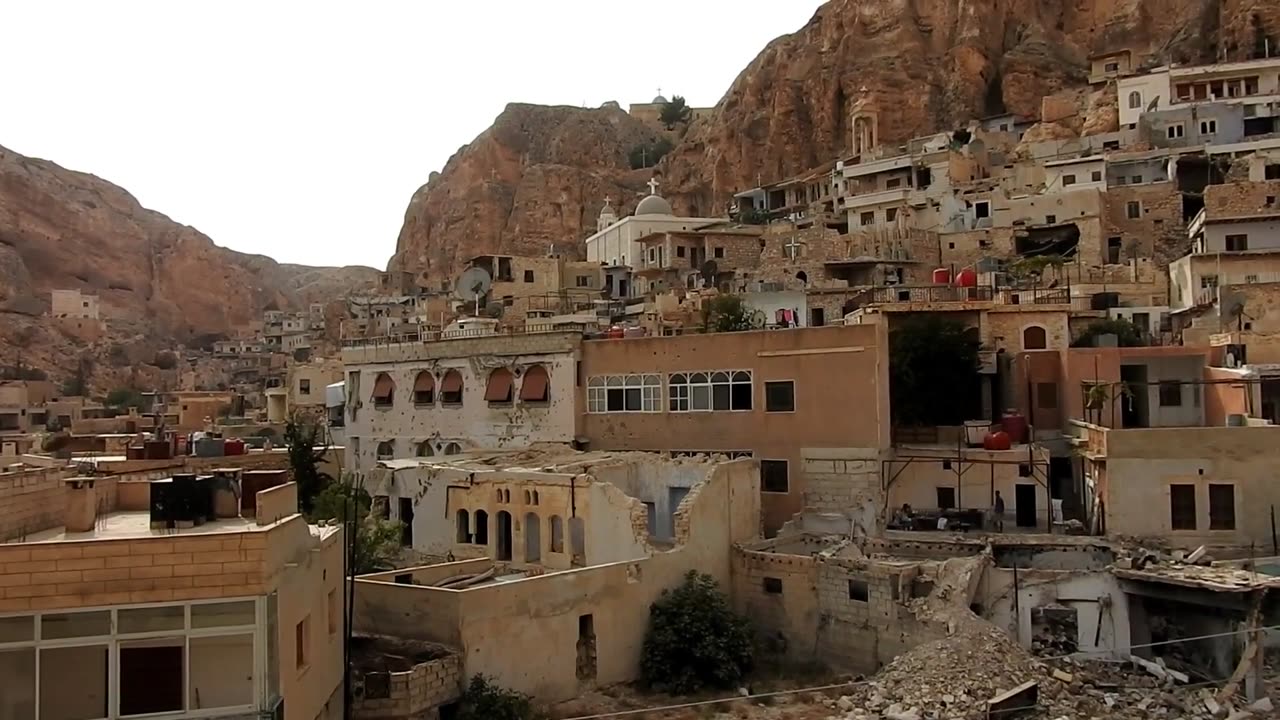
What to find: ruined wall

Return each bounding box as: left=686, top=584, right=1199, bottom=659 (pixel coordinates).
left=352, top=651, right=463, bottom=720
left=1204, top=180, right=1280, bottom=218
left=983, top=308, right=1072, bottom=353
left=1102, top=182, right=1186, bottom=269
left=801, top=448, right=882, bottom=537
left=981, top=567, right=1131, bottom=657
left=731, top=547, right=821, bottom=661
left=814, top=557, right=940, bottom=674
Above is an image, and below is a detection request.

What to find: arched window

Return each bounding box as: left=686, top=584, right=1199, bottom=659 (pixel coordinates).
left=1023, top=325, right=1048, bottom=350
left=485, top=368, right=514, bottom=404
left=524, top=512, right=541, bottom=562
left=796, top=270, right=808, bottom=285
left=519, top=364, right=550, bottom=403
left=456, top=509, right=471, bottom=543
left=416, top=441, right=434, bottom=457
left=1128, top=91, right=1142, bottom=109
left=523, top=490, right=532, bottom=505
left=372, top=372, right=395, bottom=407
left=444, top=442, right=462, bottom=456
left=549, top=515, right=564, bottom=553
left=569, top=517, right=586, bottom=564
left=413, top=371, right=435, bottom=404
left=440, top=370, right=464, bottom=404
left=531, top=490, right=539, bottom=505
left=375, top=440, right=395, bottom=461
left=496, top=511, right=513, bottom=561
left=473, top=510, right=489, bottom=545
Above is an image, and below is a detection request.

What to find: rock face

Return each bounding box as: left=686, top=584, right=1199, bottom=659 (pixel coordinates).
left=0, top=144, right=379, bottom=382
left=659, top=0, right=1280, bottom=214
left=388, top=103, right=665, bottom=284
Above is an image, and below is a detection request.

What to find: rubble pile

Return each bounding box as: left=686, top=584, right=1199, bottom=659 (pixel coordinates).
left=823, top=620, right=1276, bottom=720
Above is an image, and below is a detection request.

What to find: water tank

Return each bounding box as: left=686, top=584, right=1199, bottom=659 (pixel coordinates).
left=983, top=431, right=1013, bottom=451
left=1226, top=414, right=1248, bottom=427
left=1090, top=292, right=1120, bottom=310
left=956, top=268, right=978, bottom=288
left=932, top=268, right=952, bottom=285
left=1000, top=410, right=1028, bottom=444
left=224, top=438, right=246, bottom=456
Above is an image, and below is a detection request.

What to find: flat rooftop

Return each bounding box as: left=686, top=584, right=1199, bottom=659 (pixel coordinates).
left=19, top=511, right=262, bottom=544
left=378, top=446, right=728, bottom=475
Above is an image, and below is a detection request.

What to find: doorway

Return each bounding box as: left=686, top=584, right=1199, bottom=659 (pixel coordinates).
left=496, top=511, right=513, bottom=561
left=524, top=512, right=541, bottom=562
left=1119, top=364, right=1149, bottom=428
left=576, top=614, right=597, bottom=684
left=1015, top=484, right=1037, bottom=528
left=398, top=498, right=414, bottom=547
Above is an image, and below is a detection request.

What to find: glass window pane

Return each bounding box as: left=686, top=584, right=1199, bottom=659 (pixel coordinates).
left=691, top=386, right=711, bottom=410
left=624, top=388, right=642, bottom=411
left=119, top=640, right=184, bottom=716
left=41, top=611, right=110, bottom=640
left=0, top=615, right=33, bottom=644
left=190, top=635, right=254, bottom=710
left=40, top=645, right=108, bottom=720
left=0, top=648, right=35, bottom=720
left=191, top=601, right=256, bottom=629
left=712, top=384, right=731, bottom=410
left=119, top=605, right=184, bottom=634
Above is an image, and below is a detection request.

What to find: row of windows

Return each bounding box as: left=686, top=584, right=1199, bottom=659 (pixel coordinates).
left=371, top=365, right=550, bottom=408
left=1060, top=170, right=1103, bottom=186
left=1169, top=483, right=1235, bottom=531
left=375, top=439, right=464, bottom=460
left=586, top=373, right=796, bottom=414
left=453, top=509, right=585, bottom=563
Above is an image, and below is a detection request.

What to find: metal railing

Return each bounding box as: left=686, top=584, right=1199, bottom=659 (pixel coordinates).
left=341, top=322, right=593, bottom=349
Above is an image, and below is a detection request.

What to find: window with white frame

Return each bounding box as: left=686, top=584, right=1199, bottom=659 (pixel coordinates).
left=586, top=375, right=661, bottom=413
left=0, top=598, right=262, bottom=719
left=668, top=371, right=753, bottom=412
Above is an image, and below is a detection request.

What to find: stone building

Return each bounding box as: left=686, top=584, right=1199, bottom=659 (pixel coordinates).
left=583, top=183, right=724, bottom=285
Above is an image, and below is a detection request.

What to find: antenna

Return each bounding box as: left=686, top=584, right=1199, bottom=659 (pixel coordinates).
left=452, top=267, right=493, bottom=317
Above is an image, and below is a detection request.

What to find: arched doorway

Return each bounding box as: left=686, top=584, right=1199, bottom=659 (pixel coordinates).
left=496, top=511, right=513, bottom=561
left=524, top=512, right=541, bottom=562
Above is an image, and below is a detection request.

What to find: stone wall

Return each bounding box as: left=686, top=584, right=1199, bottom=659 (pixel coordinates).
left=1204, top=180, right=1280, bottom=218
left=0, top=466, right=77, bottom=540
left=801, top=448, right=882, bottom=537
left=1101, top=183, right=1186, bottom=277
left=353, top=652, right=463, bottom=720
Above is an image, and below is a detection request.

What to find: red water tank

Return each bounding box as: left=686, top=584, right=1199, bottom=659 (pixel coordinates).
left=224, top=438, right=246, bottom=456
left=607, top=326, right=625, bottom=339
left=956, top=268, right=978, bottom=287
left=983, top=431, right=1012, bottom=451
left=1001, top=410, right=1028, bottom=444
left=932, top=267, right=952, bottom=284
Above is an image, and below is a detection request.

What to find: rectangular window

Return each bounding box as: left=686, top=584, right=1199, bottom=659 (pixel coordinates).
left=1062, top=174, right=1077, bottom=186
left=975, top=201, right=990, bottom=219
left=1266, top=165, right=1280, bottom=180
left=1158, top=380, right=1182, bottom=407
left=523, top=270, right=535, bottom=283
left=1200, top=119, right=1217, bottom=135
left=676, top=245, right=685, bottom=258
left=1036, top=382, right=1058, bottom=409
left=764, top=381, right=795, bottom=412
left=1104, top=62, right=1119, bottom=72
left=886, top=207, right=898, bottom=222
left=886, top=177, right=902, bottom=189
left=1167, top=123, right=1185, bottom=139
left=714, top=247, right=724, bottom=259
left=1226, top=234, right=1248, bottom=252
left=1107, top=236, right=1122, bottom=264
left=848, top=579, right=869, bottom=602
left=1247, top=275, right=1259, bottom=284
left=1201, top=274, right=1219, bottom=290
left=1131, top=175, right=1143, bottom=184
left=1126, top=201, right=1141, bottom=219
left=295, top=616, right=310, bottom=670
left=763, top=577, right=783, bottom=594
left=760, top=460, right=789, bottom=493
left=576, top=275, right=591, bottom=287
left=1170, top=484, right=1197, bottom=530
left=587, top=375, right=661, bottom=413
left=668, top=371, right=752, bottom=412
left=860, top=211, right=875, bottom=226
left=936, top=486, right=956, bottom=510
left=299, top=379, right=311, bottom=395
left=1091, top=170, right=1102, bottom=182
left=1209, top=484, right=1236, bottom=530
left=1045, top=214, right=1057, bottom=225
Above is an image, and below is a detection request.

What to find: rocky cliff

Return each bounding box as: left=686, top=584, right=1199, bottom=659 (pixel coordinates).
left=391, top=0, right=1279, bottom=282
left=388, top=103, right=665, bottom=283
left=0, top=144, right=379, bottom=382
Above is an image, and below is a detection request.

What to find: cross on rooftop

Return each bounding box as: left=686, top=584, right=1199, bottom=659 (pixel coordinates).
left=784, top=238, right=804, bottom=261
left=647, top=177, right=660, bottom=195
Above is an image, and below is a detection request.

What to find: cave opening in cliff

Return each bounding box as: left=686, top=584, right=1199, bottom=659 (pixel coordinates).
left=1015, top=224, right=1079, bottom=259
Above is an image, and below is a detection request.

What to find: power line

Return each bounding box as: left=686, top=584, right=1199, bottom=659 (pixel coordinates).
left=559, top=623, right=1280, bottom=720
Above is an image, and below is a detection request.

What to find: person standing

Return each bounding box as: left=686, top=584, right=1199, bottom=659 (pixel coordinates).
left=993, top=490, right=1006, bottom=532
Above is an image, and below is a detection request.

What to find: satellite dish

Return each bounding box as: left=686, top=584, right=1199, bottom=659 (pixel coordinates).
left=1146, top=96, right=1160, bottom=112
left=453, top=267, right=493, bottom=316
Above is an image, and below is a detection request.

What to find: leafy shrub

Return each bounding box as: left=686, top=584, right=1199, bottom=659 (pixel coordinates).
left=1072, top=318, right=1144, bottom=348
left=152, top=350, right=179, bottom=370
left=702, top=295, right=763, bottom=333
left=641, top=571, right=753, bottom=694
left=455, top=675, right=546, bottom=720
left=628, top=137, right=674, bottom=169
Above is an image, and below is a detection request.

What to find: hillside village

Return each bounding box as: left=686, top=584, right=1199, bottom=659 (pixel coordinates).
left=7, top=18, right=1280, bottom=720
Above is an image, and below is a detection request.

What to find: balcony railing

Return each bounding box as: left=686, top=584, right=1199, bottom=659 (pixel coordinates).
left=341, top=322, right=593, bottom=349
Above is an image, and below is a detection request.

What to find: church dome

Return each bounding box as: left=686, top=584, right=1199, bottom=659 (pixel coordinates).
left=635, top=194, right=673, bottom=217
left=652, top=94, right=668, bottom=104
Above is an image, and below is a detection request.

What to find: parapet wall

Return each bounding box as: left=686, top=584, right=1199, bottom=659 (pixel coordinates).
left=353, top=649, right=463, bottom=719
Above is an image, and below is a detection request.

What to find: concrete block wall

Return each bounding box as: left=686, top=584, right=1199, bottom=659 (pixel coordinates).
left=353, top=654, right=463, bottom=719
left=801, top=448, right=882, bottom=537
left=813, top=558, right=940, bottom=673
left=0, top=467, right=77, bottom=540
left=731, top=548, right=819, bottom=659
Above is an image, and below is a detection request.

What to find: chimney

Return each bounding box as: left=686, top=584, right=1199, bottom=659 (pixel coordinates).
left=64, top=477, right=98, bottom=533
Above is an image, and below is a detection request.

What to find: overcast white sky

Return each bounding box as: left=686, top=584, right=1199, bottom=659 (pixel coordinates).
left=1, top=1, right=824, bottom=269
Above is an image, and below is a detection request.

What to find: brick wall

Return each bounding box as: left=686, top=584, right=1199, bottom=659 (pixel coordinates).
left=353, top=652, right=463, bottom=719
left=0, top=467, right=76, bottom=540
left=1205, top=180, right=1280, bottom=218
left=0, top=531, right=269, bottom=612
left=814, top=558, right=941, bottom=673
left=1101, top=183, right=1186, bottom=269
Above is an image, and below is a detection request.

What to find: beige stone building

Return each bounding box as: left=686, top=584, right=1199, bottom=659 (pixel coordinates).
left=355, top=449, right=759, bottom=703
left=0, top=471, right=344, bottom=720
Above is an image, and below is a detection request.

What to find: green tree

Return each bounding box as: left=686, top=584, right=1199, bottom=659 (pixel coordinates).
left=659, top=95, right=693, bottom=129
left=284, top=416, right=333, bottom=514
left=702, top=294, right=763, bottom=333
left=455, top=675, right=546, bottom=720
left=889, top=315, right=982, bottom=427
left=628, top=137, right=674, bottom=170
left=308, top=481, right=403, bottom=575
left=105, top=388, right=146, bottom=411
left=1072, top=318, right=1144, bottom=348
left=61, top=354, right=94, bottom=397
left=641, top=571, right=753, bottom=694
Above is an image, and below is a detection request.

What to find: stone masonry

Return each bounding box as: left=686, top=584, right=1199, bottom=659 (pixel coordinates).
left=801, top=448, right=883, bottom=538
left=353, top=651, right=463, bottom=720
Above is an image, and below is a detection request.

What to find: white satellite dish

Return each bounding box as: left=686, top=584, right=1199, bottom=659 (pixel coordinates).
left=453, top=267, right=493, bottom=316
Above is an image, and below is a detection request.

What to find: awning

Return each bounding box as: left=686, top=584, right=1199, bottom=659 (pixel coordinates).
left=371, top=373, right=395, bottom=400
left=485, top=370, right=513, bottom=402
left=519, top=366, right=549, bottom=402
left=440, top=371, right=463, bottom=394
left=413, top=372, right=435, bottom=393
